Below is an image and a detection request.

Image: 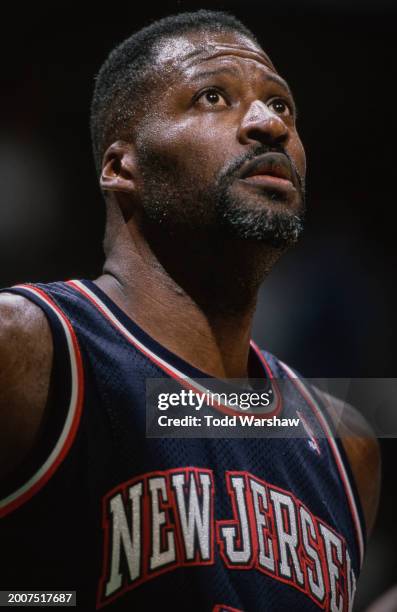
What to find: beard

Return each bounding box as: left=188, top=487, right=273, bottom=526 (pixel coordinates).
left=137, top=144, right=306, bottom=250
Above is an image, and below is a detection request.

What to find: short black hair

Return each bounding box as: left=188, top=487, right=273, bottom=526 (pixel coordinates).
left=90, top=10, right=258, bottom=178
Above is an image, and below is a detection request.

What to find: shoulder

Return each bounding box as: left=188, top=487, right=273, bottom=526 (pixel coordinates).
left=314, top=387, right=381, bottom=538
left=0, top=292, right=53, bottom=478
left=0, top=291, right=52, bottom=341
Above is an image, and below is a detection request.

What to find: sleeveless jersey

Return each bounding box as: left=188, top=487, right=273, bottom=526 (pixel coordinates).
left=0, top=279, right=366, bottom=612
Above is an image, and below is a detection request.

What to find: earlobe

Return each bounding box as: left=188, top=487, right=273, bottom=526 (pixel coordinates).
left=100, top=141, right=137, bottom=195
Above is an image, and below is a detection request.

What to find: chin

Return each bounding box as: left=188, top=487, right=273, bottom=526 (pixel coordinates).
left=217, top=190, right=304, bottom=248
left=231, top=181, right=303, bottom=214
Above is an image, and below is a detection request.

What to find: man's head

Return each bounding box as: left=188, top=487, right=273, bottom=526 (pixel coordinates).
left=91, top=10, right=306, bottom=251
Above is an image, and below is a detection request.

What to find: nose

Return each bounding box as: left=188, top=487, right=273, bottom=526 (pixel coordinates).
left=238, top=100, right=289, bottom=147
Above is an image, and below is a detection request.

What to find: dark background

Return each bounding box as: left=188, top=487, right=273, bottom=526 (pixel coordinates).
left=2, top=1, right=396, bottom=608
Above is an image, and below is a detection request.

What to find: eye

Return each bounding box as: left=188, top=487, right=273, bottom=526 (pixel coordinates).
left=195, top=88, right=228, bottom=108
left=268, top=98, right=292, bottom=117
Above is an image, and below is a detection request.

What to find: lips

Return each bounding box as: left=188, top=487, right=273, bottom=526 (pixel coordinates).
left=239, top=152, right=294, bottom=185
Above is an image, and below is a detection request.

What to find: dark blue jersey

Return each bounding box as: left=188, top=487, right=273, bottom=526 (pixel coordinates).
left=0, top=280, right=365, bottom=612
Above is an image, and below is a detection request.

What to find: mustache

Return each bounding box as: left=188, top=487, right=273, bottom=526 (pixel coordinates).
left=219, top=145, right=305, bottom=195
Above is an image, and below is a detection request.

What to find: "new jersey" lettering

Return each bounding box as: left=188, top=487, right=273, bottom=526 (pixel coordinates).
left=97, top=468, right=357, bottom=611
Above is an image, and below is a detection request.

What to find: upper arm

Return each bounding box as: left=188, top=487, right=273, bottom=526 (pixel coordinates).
left=0, top=293, right=53, bottom=479
left=316, top=388, right=381, bottom=538
left=339, top=402, right=381, bottom=538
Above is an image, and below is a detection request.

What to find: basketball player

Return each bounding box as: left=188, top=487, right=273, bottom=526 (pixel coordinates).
left=0, top=11, right=380, bottom=611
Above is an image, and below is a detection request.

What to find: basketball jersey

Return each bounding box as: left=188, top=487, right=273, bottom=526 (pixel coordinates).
left=0, top=279, right=366, bottom=612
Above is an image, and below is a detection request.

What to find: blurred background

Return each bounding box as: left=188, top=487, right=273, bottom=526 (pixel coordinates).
left=1, top=0, right=396, bottom=608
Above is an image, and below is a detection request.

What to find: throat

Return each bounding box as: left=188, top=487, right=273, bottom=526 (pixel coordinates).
left=99, top=222, right=281, bottom=379
left=140, top=223, right=281, bottom=316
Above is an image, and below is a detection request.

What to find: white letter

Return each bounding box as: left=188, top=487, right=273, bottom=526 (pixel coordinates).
left=171, top=471, right=212, bottom=561
left=105, top=483, right=143, bottom=596
left=249, top=479, right=275, bottom=572
left=157, top=393, right=169, bottom=411
left=319, top=523, right=344, bottom=612
left=269, top=489, right=304, bottom=585
left=300, top=506, right=325, bottom=601
left=149, top=477, right=176, bottom=571
left=220, top=476, right=252, bottom=565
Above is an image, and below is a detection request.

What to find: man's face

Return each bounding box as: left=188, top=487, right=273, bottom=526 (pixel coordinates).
left=133, top=29, right=306, bottom=248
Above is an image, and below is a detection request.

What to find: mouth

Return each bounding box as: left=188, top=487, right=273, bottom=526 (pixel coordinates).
left=238, top=152, right=296, bottom=192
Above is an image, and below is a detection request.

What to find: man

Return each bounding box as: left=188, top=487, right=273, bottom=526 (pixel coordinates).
left=0, top=10, right=380, bottom=611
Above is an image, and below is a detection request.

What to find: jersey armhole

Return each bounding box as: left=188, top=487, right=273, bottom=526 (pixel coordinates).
left=309, top=385, right=369, bottom=538
left=0, top=284, right=84, bottom=518
left=278, top=359, right=366, bottom=569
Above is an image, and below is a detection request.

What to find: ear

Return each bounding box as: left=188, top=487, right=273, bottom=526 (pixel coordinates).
left=100, top=141, right=137, bottom=195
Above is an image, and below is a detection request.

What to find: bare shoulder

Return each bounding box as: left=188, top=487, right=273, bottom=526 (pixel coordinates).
left=314, top=387, right=381, bottom=538
left=0, top=292, right=53, bottom=479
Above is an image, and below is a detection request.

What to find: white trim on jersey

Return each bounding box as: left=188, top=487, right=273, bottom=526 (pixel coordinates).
left=279, top=360, right=365, bottom=568
left=0, top=285, right=84, bottom=518
left=68, top=279, right=282, bottom=417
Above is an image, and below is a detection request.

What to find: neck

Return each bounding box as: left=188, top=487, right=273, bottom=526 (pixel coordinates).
left=97, top=208, right=282, bottom=379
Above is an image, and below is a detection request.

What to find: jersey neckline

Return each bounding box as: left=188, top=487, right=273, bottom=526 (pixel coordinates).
left=67, top=278, right=282, bottom=415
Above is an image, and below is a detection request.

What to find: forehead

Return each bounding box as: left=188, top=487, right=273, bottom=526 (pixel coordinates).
left=153, top=29, right=278, bottom=78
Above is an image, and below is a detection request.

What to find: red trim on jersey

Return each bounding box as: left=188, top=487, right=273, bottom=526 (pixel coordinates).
left=217, top=470, right=336, bottom=610
left=213, top=606, right=244, bottom=612
left=68, top=280, right=282, bottom=418
left=0, top=285, right=84, bottom=518
left=279, top=362, right=365, bottom=568
left=96, top=467, right=215, bottom=609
